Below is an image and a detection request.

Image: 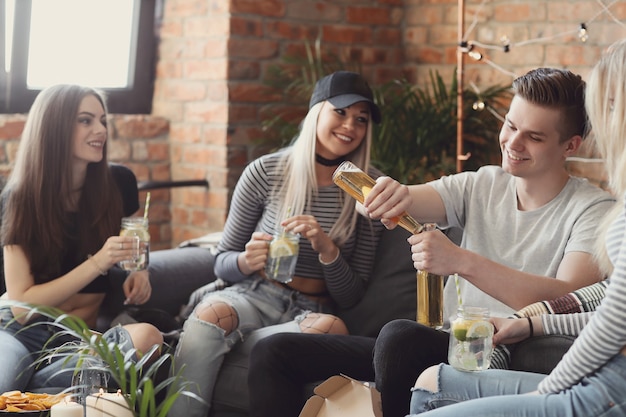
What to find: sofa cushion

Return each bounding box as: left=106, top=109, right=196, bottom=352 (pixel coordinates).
left=509, top=335, right=575, bottom=374
left=338, top=226, right=416, bottom=337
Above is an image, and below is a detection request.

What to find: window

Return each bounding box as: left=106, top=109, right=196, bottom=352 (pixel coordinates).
left=0, top=0, right=158, bottom=114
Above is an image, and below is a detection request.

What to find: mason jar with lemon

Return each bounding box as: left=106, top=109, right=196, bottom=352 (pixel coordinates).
left=265, top=230, right=299, bottom=283
left=448, top=306, right=494, bottom=371
left=119, top=217, right=150, bottom=271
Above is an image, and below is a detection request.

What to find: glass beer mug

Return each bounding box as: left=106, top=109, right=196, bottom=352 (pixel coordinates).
left=333, top=161, right=444, bottom=328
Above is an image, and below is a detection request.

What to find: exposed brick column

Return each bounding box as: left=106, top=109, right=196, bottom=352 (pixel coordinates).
left=152, top=0, right=230, bottom=244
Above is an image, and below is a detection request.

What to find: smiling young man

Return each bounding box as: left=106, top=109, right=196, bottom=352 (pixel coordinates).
left=247, top=68, right=616, bottom=417
left=360, top=67, right=616, bottom=417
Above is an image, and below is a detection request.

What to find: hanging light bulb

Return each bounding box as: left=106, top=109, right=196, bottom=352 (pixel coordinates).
left=468, top=50, right=483, bottom=61
left=578, top=23, right=589, bottom=43
left=472, top=101, right=486, bottom=111
left=500, top=36, right=511, bottom=53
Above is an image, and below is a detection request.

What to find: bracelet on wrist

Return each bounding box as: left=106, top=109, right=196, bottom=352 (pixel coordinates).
left=319, top=249, right=340, bottom=266
left=526, top=316, right=534, bottom=338
left=88, top=255, right=107, bottom=276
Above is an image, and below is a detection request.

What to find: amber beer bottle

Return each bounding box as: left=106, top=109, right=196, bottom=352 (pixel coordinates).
left=332, top=161, right=444, bottom=328
left=416, top=224, right=444, bottom=329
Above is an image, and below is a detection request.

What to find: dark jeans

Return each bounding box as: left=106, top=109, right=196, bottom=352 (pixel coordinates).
left=373, top=319, right=450, bottom=417
left=248, top=332, right=376, bottom=417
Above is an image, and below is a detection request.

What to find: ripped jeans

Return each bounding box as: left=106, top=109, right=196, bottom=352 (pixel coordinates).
left=409, top=359, right=626, bottom=417
left=169, top=276, right=331, bottom=417
left=0, top=307, right=135, bottom=393
left=409, top=363, right=543, bottom=414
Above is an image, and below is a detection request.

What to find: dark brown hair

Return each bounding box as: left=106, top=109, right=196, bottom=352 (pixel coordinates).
left=512, top=68, right=588, bottom=142
left=1, top=84, right=123, bottom=280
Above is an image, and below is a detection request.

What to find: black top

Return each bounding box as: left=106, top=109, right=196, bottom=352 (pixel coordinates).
left=0, top=163, right=139, bottom=294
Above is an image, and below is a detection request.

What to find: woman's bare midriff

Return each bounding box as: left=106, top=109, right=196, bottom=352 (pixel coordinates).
left=259, top=271, right=328, bottom=296
left=287, top=275, right=328, bottom=295
left=620, top=345, right=626, bottom=357
left=58, top=293, right=106, bottom=328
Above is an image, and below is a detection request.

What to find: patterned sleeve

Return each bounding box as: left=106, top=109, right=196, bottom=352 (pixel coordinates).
left=490, top=280, right=607, bottom=370
left=538, top=203, right=626, bottom=393
left=213, top=159, right=269, bottom=282
left=319, top=215, right=384, bottom=308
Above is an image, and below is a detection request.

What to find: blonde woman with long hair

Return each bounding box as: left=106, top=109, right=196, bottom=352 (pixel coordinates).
left=170, top=71, right=385, bottom=417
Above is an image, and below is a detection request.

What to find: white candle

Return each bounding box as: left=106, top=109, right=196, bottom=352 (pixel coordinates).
left=86, top=392, right=105, bottom=417
left=50, top=399, right=83, bottom=417
left=101, top=390, right=134, bottom=417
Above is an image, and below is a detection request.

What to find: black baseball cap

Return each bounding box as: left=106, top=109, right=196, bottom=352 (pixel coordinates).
left=309, top=71, right=382, bottom=123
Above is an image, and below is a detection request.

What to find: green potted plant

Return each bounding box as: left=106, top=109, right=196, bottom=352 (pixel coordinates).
left=8, top=303, right=199, bottom=417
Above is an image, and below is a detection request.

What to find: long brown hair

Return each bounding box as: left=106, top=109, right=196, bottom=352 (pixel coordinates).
left=1, top=84, right=123, bottom=280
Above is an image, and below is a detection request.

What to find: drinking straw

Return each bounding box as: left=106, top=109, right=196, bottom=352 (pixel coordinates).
left=143, top=192, right=151, bottom=220
left=282, top=206, right=292, bottom=236
left=454, top=273, right=463, bottom=306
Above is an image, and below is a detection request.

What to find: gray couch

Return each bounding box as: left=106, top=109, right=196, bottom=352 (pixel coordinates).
left=101, top=227, right=575, bottom=417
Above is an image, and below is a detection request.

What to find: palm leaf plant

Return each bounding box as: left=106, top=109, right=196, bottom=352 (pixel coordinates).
left=372, top=72, right=511, bottom=183
left=5, top=302, right=200, bottom=417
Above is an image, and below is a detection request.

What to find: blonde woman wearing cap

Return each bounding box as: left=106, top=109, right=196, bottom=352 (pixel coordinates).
left=169, top=71, right=385, bottom=417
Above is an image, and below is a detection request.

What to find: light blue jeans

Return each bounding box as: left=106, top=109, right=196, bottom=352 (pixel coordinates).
left=168, top=276, right=331, bottom=417
left=0, top=307, right=135, bottom=392
left=409, top=356, right=626, bottom=417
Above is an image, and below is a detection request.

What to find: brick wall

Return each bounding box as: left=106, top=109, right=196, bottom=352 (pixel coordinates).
left=153, top=0, right=407, bottom=245
left=0, top=0, right=623, bottom=248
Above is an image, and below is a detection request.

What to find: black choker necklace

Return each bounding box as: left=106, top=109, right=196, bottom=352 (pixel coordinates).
left=315, top=153, right=346, bottom=167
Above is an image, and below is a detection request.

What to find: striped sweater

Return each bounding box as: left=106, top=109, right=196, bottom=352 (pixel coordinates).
left=214, top=150, right=385, bottom=308
left=538, top=196, right=626, bottom=393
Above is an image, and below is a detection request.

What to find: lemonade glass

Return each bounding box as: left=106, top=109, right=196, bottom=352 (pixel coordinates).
left=265, top=230, right=299, bottom=283
left=119, top=217, right=150, bottom=271
left=448, top=306, right=494, bottom=371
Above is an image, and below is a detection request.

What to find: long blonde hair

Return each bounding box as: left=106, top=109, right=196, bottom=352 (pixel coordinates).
left=586, top=38, right=626, bottom=276
left=274, top=102, right=373, bottom=246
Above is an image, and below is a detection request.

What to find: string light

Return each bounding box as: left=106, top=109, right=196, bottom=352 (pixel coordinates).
left=457, top=0, right=626, bottom=83
left=472, top=101, right=485, bottom=111
left=468, top=50, right=483, bottom=61
left=460, top=0, right=625, bottom=61
left=578, top=23, right=589, bottom=42
left=500, top=36, right=510, bottom=53
left=455, top=0, right=624, bottom=169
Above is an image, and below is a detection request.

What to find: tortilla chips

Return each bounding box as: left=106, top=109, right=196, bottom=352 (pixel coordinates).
left=0, top=390, right=65, bottom=412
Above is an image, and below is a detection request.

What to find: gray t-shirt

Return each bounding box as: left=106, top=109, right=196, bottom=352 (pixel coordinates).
left=429, top=165, right=615, bottom=325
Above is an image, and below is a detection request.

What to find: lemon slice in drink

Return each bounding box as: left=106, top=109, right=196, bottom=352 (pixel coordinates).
left=466, top=320, right=493, bottom=340
left=120, top=228, right=150, bottom=241
left=451, top=319, right=473, bottom=342
left=269, top=237, right=298, bottom=257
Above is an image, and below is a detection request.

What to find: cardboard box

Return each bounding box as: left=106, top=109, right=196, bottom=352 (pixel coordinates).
left=299, top=375, right=382, bottom=417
